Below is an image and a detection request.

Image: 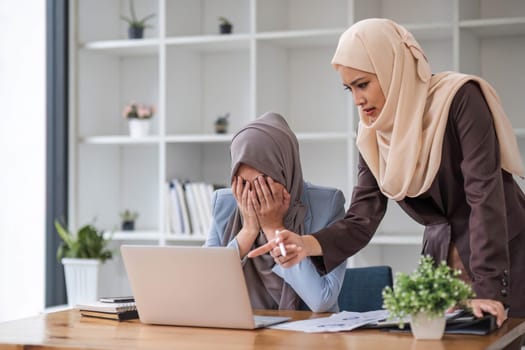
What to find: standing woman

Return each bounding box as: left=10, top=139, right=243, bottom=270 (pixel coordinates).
left=249, top=19, right=525, bottom=325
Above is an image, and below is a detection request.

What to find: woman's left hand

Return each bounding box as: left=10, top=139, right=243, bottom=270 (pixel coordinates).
left=469, top=299, right=507, bottom=327
left=251, top=176, right=290, bottom=240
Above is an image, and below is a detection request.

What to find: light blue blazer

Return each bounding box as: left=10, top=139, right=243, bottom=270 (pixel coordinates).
left=205, top=182, right=347, bottom=312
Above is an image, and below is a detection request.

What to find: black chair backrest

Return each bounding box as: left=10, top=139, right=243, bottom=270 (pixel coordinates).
left=338, top=265, right=393, bottom=312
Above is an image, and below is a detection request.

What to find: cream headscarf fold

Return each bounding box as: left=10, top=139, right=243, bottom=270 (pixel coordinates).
left=331, top=18, right=524, bottom=201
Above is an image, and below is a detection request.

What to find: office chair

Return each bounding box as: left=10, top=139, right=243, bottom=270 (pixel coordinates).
left=338, top=265, right=393, bottom=312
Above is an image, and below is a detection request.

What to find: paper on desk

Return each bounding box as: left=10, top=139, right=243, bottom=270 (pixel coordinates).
left=270, top=310, right=389, bottom=333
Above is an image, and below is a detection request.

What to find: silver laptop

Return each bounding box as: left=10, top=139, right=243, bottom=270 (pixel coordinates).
left=120, top=245, right=291, bottom=329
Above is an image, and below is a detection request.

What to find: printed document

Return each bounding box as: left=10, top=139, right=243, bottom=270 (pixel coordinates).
left=270, top=310, right=388, bottom=333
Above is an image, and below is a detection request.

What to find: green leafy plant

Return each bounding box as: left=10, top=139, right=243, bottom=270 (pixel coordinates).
left=382, top=255, right=474, bottom=327
left=218, top=16, right=232, bottom=26
left=215, top=113, right=229, bottom=126
left=218, top=16, right=233, bottom=34
left=55, top=220, right=113, bottom=263
left=214, top=113, right=230, bottom=133
left=120, top=209, right=139, bottom=222
left=120, top=0, right=155, bottom=29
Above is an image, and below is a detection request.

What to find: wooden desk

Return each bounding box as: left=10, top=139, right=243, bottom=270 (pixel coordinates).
left=0, top=309, right=523, bottom=350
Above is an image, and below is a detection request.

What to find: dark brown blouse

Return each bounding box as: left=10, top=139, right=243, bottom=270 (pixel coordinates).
left=312, top=82, right=525, bottom=317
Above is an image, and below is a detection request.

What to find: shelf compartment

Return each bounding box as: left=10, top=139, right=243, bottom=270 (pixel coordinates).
left=166, top=143, right=230, bottom=190
left=256, top=0, right=349, bottom=33
left=165, top=45, right=250, bottom=135
left=353, top=0, right=454, bottom=26
left=165, top=0, right=250, bottom=37
left=403, top=22, right=453, bottom=40
left=255, top=42, right=346, bottom=134
left=459, top=0, right=525, bottom=21
left=76, top=0, right=159, bottom=42
left=76, top=144, right=159, bottom=232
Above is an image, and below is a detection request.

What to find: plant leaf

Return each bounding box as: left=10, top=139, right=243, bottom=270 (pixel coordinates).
left=54, top=219, right=74, bottom=247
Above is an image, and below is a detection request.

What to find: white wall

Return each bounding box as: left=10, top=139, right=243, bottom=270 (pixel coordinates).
left=0, top=0, right=46, bottom=322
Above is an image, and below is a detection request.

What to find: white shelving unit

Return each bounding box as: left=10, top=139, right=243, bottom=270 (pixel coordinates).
left=70, top=0, right=525, bottom=294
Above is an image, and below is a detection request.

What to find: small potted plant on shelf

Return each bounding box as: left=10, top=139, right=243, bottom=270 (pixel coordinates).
left=382, top=255, right=474, bottom=340
left=55, top=220, right=113, bottom=307
left=120, top=209, right=139, bottom=231
left=218, top=16, right=233, bottom=34
left=120, top=0, right=155, bottom=39
left=122, top=101, right=155, bottom=137
left=214, top=113, right=230, bottom=134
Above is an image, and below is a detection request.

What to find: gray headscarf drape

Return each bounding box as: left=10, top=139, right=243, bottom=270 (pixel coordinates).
left=221, top=112, right=306, bottom=310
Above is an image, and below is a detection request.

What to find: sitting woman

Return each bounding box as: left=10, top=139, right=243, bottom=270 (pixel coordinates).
left=205, top=112, right=346, bottom=312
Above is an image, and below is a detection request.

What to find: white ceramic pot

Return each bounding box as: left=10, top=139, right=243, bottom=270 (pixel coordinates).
left=61, top=258, right=101, bottom=307
left=128, top=119, right=150, bottom=137
left=410, top=312, right=446, bottom=340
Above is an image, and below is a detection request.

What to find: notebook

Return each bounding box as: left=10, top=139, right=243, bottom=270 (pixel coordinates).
left=367, top=309, right=499, bottom=335
left=120, top=245, right=291, bottom=329
left=76, top=300, right=139, bottom=321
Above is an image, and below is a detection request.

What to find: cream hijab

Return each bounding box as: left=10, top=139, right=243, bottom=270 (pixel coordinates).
left=331, top=18, right=524, bottom=200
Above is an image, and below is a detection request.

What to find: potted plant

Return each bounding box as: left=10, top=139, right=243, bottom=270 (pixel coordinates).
left=214, top=113, right=230, bottom=134
left=120, top=209, right=139, bottom=231
left=55, top=220, right=113, bottom=306
left=218, top=16, right=233, bottom=34
left=382, top=256, right=474, bottom=340
left=120, top=0, right=155, bottom=39
left=122, top=101, right=155, bottom=137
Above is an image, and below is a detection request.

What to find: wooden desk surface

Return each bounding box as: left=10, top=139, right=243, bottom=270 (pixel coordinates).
left=0, top=309, right=523, bottom=350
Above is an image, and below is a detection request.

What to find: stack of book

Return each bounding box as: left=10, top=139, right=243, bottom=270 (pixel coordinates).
left=166, top=179, right=219, bottom=236
left=77, top=297, right=138, bottom=321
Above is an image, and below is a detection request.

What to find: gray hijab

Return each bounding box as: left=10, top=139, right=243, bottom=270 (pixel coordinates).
left=222, top=112, right=306, bottom=310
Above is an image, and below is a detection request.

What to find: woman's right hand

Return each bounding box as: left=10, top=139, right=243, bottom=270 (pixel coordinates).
left=232, top=176, right=259, bottom=231
left=247, top=229, right=313, bottom=267
left=232, top=176, right=260, bottom=257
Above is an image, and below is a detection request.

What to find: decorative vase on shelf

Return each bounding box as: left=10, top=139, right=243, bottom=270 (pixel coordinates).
left=121, top=220, right=135, bottom=231
left=128, top=26, right=144, bottom=39
left=410, top=312, right=446, bottom=340
left=121, top=0, right=155, bottom=40
left=120, top=209, right=138, bottom=230
left=218, top=16, right=233, bottom=34
left=214, top=113, right=230, bottom=134
left=128, top=119, right=150, bottom=137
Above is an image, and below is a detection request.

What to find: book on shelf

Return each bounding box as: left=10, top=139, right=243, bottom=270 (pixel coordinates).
left=80, top=309, right=139, bottom=321
left=168, top=181, right=184, bottom=234
left=175, top=179, right=191, bottom=234
left=183, top=182, right=202, bottom=235
left=165, top=179, right=224, bottom=237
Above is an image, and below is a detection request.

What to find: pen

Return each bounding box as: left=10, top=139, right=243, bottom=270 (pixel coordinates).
left=276, top=229, right=287, bottom=257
